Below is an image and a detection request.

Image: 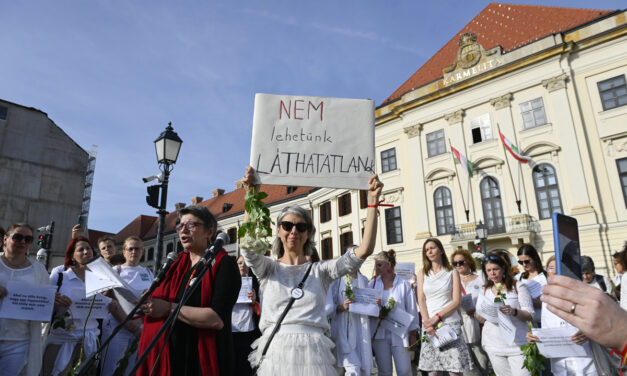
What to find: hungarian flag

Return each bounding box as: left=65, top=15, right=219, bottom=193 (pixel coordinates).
left=499, top=131, right=531, bottom=163
left=451, top=146, right=473, bottom=177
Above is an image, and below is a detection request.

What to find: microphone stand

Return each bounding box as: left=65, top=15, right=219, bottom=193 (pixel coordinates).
left=74, top=264, right=174, bottom=375
left=129, top=250, right=219, bottom=375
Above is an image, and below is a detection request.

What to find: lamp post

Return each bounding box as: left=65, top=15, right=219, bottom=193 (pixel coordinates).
left=475, top=220, right=488, bottom=256
left=151, top=122, right=182, bottom=273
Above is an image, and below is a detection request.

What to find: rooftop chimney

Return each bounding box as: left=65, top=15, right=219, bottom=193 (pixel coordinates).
left=212, top=189, right=225, bottom=198
left=174, top=202, right=186, bottom=211
left=191, top=196, right=204, bottom=205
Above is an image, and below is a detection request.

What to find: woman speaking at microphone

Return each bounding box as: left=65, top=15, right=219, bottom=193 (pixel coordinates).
left=137, top=205, right=240, bottom=376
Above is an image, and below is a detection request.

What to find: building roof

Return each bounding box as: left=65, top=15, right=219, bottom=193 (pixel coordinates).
left=140, top=184, right=317, bottom=239
left=115, top=214, right=158, bottom=243
left=382, top=3, right=614, bottom=105
left=86, top=229, right=116, bottom=247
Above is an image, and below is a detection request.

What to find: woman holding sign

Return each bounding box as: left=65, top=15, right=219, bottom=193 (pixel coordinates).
left=101, top=236, right=154, bottom=376
left=239, top=166, right=382, bottom=376
left=515, top=245, right=547, bottom=324
left=231, top=255, right=261, bottom=376
left=0, top=223, right=50, bottom=376
left=475, top=252, right=533, bottom=376
left=417, top=238, right=472, bottom=375
left=451, top=249, right=490, bottom=376
left=370, top=249, right=419, bottom=376
left=326, top=259, right=372, bottom=376
left=42, top=236, right=100, bottom=376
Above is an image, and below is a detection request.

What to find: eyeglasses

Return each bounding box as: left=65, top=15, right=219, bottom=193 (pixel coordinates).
left=518, top=259, right=532, bottom=266
left=10, top=233, right=34, bottom=243
left=175, top=221, right=202, bottom=232
left=279, top=221, right=310, bottom=233
left=452, top=261, right=465, bottom=267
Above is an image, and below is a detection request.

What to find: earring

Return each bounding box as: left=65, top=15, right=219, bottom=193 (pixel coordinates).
left=388, top=268, right=392, bottom=274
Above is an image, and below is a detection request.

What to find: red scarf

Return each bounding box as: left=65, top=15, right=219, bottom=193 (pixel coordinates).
left=136, top=250, right=226, bottom=376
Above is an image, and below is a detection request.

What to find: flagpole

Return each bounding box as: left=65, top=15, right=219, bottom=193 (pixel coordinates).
left=497, top=124, right=521, bottom=213
left=449, top=138, right=469, bottom=221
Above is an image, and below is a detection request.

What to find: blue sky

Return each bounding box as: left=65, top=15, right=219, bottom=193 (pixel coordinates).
left=1, top=1, right=624, bottom=233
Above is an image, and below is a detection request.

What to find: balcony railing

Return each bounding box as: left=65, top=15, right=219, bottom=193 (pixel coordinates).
left=450, top=214, right=538, bottom=241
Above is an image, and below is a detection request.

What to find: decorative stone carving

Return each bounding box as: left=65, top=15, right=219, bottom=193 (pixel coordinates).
left=383, top=189, right=404, bottom=204
left=442, top=33, right=503, bottom=86
left=489, top=93, right=513, bottom=110
left=542, top=74, right=568, bottom=92
left=403, top=123, right=422, bottom=139
left=445, top=110, right=465, bottom=125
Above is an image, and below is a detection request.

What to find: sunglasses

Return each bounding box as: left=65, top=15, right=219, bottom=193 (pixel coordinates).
left=175, top=221, right=202, bottom=232
left=125, top=247, right=142, bottom=252
left=279, top=221, right=310, bottom=233
left=483, top=254, right=502, bottom=264
left=10, top=233, right=34, bottom=243
left=518, top=259, right=532, bottom=266
left=452, top=261, right=465, bottom=267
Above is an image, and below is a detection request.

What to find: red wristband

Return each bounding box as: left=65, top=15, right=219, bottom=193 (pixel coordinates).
left=436, top=313, right=442, bottom=322
left=610, top=342, right=627, bottom=376
left=367, top=199, right=394, bottom=215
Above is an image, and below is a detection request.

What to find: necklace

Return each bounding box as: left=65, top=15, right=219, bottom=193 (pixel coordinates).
left=2, top=255, right=28, bottom=269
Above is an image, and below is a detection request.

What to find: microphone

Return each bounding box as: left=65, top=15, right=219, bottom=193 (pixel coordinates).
left=153, top=251, right=179, bottom=284
left=199, top=232, right=230, bottom=265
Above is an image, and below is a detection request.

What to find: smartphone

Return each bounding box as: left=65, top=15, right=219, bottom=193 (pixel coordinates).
left=552, top=213, right=582, bottom=280
left=77, top=215, right=88, bottom=229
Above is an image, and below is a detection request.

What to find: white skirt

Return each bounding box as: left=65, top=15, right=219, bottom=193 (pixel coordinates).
left=249, top=324, right=336, bottom=376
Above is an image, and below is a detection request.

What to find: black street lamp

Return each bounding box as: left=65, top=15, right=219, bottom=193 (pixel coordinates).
left=150, top=122, right=182, bottom=273
left=475, top=220, right=488, bottom=255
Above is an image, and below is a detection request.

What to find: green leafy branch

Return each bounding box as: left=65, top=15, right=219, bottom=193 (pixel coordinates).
left=521, top=321, right=546, bottom=376
left=372, top=297, right=396, bottom=339
left=238, top=187, right=273, bottom=254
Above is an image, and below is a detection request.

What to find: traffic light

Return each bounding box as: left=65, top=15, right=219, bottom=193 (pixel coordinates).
left=44, top=234, right=52, bottom=249
left=38, top=235, right=46, bottom=248
left=146, top=185, right=161, bottom=209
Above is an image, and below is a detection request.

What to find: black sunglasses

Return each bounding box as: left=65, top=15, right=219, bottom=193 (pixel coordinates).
left=280, top=221, right=310, bottom=233
left=10, top=233, right=34, bottom=243
left=452, top=261, right=465, bottom=267
left=518, top=259, right=532, bottom=266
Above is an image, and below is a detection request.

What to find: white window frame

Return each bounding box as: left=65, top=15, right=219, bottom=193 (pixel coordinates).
left=470, top=114, right=493, bottom=144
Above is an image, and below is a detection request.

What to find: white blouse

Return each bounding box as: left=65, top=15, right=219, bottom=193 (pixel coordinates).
left=422, top=269, right=461, bottom=323
left=480, top=283, right=534, bottom=356
left=370, top=274, right=420, bottom=347
left=241, top=247, right=364, bottom=334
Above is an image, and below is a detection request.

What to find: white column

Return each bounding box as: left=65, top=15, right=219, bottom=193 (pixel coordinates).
left=542, top=74, right=592, bottom=212
left=403, top=123, right=431, bottom=238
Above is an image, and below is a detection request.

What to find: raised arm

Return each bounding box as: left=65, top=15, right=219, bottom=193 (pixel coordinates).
left=354, top=174, right=383, bottom=260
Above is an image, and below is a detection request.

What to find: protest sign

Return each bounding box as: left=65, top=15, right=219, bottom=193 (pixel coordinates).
left=349, top=287, right=381, bottom=317
left=381, top=306, right=415, bottom=337
left=0, top=281, right=55, bottom=321
left=250, top=93, right=375, bottom=189
left=69, top=288, right=111, bottom=320
left=395, top=263, right=415, bottom=282
left=237, top=277, right=253, bottom=304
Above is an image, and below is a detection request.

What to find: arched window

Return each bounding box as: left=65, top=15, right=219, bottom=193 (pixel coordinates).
left=480, top=177, right=505, bottom=234
left=434, top=187, right=455, bottom=235
left=533, top=164, right=562, bottom=219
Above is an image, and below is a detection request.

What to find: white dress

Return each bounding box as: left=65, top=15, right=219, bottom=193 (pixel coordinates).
left=242, top=247, right=364, bottom=376
left=460, top=273, right=483, bottom=344
left=418, top=269, right=472, bottom=372
left=621, top=273, right=627, bottom=311
left=101, top=265, right=154, bottom=376
left=325, top=273, right=372, bottom=375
